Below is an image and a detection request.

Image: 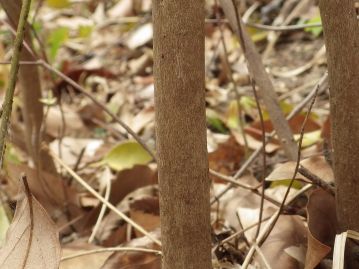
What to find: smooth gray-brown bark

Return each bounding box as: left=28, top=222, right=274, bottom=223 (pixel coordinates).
left=153, top=1, right=212, bottom=269
left=319, top=0, right=359, bottom=267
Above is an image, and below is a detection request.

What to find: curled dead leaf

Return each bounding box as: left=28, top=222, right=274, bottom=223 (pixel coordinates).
left=305, top=189, right=337, bottom=269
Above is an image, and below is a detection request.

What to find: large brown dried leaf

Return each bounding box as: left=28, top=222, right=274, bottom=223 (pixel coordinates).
left=305, top=189, right=336, bottom=269
left=266, top=156, right=334, bottom=184
left=81, top=166, right=157, bottom=238
left=0, top=191, right=61, bottom=269
left=101, top=230, right=161, bottom=269
left=96, top=185, right=159, bottom=247
left=209, top=136, right=244, bottom=181
left=130, top=196, right=160, bottom=238
left=257, top=215, right=307, bottom=269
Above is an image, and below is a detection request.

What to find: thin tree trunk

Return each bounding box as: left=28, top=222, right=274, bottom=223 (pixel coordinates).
left=153, top=1, right=212, bottom=268
left=319, top=1, right=359, bottom=267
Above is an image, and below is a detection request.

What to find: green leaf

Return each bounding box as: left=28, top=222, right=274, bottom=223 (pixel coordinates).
left=239, top=96, right=256, bottom=113
left=47, top=27, right=69, bottom=61
left=226, top=100, right=240, bottom=129
left=78, top=25, right=93, bottom=38
left=4, top=144, right=21, bottom=165
left=102, top=141, right=152, bottom=171
left=262, top=100, right=294, bottom=121
left=270, top=179, right=302, bottom=189
left=206, top=109, right=228, bottom=134
left=304, top=16, right=323, bottom=37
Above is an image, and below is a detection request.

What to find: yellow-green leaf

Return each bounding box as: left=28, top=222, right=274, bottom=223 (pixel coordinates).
left=226, top=100, right=239, bottom=129
left=46, top=0, right=70, bottom=9
left=270, top=179, right=302, bottom=189
left=103, top=141, right=152, bottom=171
left=294, top=130, right=322, bottom=148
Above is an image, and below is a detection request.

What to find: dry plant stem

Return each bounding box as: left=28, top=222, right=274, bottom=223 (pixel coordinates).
left=298, top=165, right=335, bottom=195
left=22, top=175, right=33, bottom=269
left=210, top=169, right=281, bottom=207
left=60, top=247, right=162, bottom=262
left=206, top=18, right=324, bottom=31
left=0, top=57, right=149, bottom=162
left=38, top=60, right=156, bottom=161
left=250, top=79, right=266, bottom=240
left=263, top=0, right=313, bottom=59
left=48, top=149, right=161, bottom=246
left=0, top=0, right=32, bottom=167
left=245, top=21, right=322, bottom=32
left=0, top=19, right=34, bottom=57
left=221, top=0, right=298, bottom=160
left=210, top=73, right=328, bottom=204
left=217, top=216, right=271, bottom=247
left=241, top=184, right=313, bottom=268
left=254, top=243, right=273, bottom=269
left=259, top=84, right=319, bottom=246
left=242, top=2, right=260, bottom=22
left=88, top=170, right=111, bottom=243
left=279, top=79, right=318, bottom=101
left=240, top=85, right=319, bottom=269
left=215, top=0, right=249, bottom=157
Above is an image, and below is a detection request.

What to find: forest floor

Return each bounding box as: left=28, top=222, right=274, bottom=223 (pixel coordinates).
left=0, top=0, right=338, bottom=268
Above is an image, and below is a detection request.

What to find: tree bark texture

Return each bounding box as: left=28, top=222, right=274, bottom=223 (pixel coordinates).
left=153, top=1, right=212, bottom=269
left=319, top=0, right=359, bottom=267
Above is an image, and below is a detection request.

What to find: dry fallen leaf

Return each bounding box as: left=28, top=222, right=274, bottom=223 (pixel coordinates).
left=305, top=189, right=337, bottom=269
left=130, top=196, right=160, bottom=238
left=101, top=229, right=161, bottom=269
left=257, top=215, right=307, bottom=269
left=266, top=156, right=334, bottom=184
left=61, top=243, right=113, bottom=269
left=208, top=136, right=244, bottom=181
left=5, top=162, right=84, bottom=230
left=0, top=182, right=61, bottom=269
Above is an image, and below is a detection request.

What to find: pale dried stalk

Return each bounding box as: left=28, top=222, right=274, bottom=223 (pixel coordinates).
left=61, top=247, right=162, bottom=262
left=49, top=149, right=161, bottom=246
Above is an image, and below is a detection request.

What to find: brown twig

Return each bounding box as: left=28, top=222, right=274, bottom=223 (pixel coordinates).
left=258, top=82, right=319, bottom=247
left=298, top=165, right=335, bottom=195
left=210, top=72, right=328, bottom=204
left=48, top=148, right=161, bottom=246
left=60, top=247, right=162, bottom=262
left=21, top=175, right=33, bottom=269
left=39, top=60, right=157, bottom=161
left=210, top=169, right=281, bottom=207
left=250, top=78, right=266, bottom=240
left=214, top=0, right=249, bottom=157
